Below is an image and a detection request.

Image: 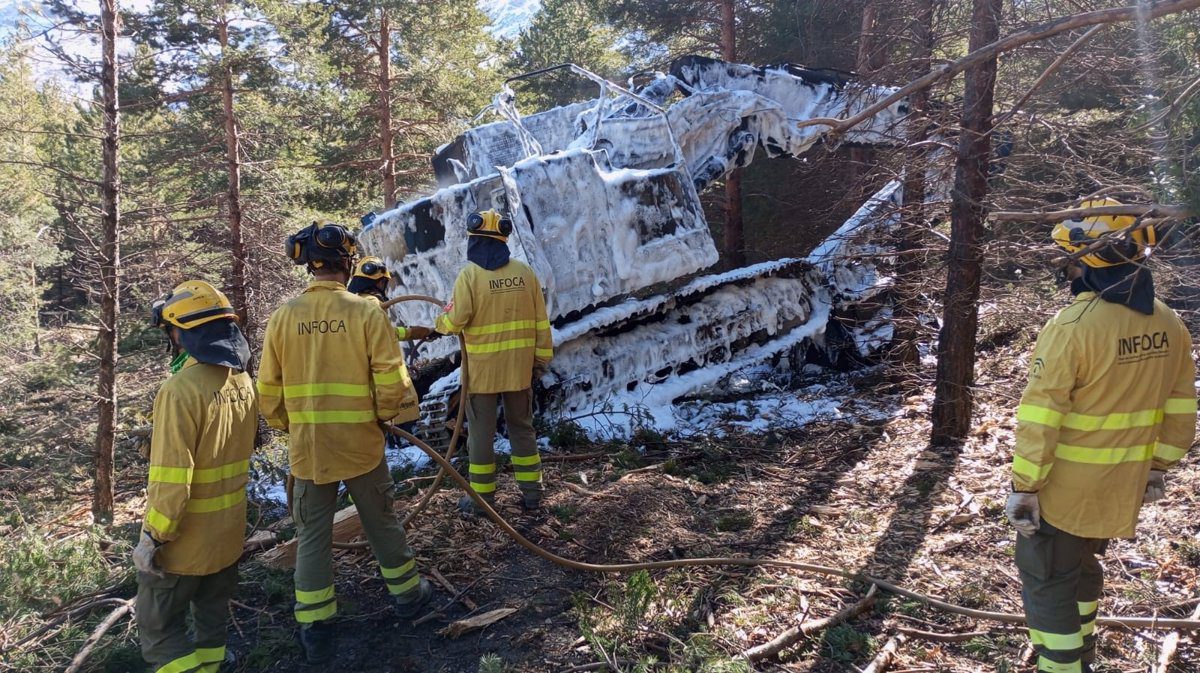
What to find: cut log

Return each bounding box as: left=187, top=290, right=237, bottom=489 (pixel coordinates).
left=259, top=505, right=364, bottom=568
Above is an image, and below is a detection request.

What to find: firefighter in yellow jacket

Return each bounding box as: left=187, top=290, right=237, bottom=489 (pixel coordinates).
left=348, top=256, right=438, bottom=342
left=134, top=280, right=257, bottom=673
left=257, top=223, right=432, bottom=664
left=1006, top=200, right=1197, bottom=673
left=435, top=210, right=553, bottom=515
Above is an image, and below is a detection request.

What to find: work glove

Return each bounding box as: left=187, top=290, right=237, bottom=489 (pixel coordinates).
left=1005, top=492, right=1041, bottom=538
left=533, top=364, right=548, bottom=382
left=132, top=531, right=165, bottom=578
left=1144, top=469, right=1167, bottom=503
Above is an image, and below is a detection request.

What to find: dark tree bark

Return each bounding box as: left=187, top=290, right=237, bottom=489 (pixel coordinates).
left=719, top=0, right=745, bottom=267
left=93, top=0, right=121, bottom=522
left=930, top=0, right=1003, bottom=445
left=218, top=6, right=249, bottom=329
left=889, top=0, right=934, bottom=376
left=850, top=1, right=892, bottom=199
left=379, top=10, right=396, bottom=209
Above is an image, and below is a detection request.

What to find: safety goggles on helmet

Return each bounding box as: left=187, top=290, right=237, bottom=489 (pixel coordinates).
left=150, top=280, right=237, bottom=331
left=352, top=256, right=391, bottom=281
left=285, top=222, right=358, bottom=266
left=1051, top=198, right=1156, bottom=269
left=466, top=210, right=513, bottom=240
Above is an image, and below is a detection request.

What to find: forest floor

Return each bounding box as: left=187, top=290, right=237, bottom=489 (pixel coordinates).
left=2, top=277, right=1199, bottom=673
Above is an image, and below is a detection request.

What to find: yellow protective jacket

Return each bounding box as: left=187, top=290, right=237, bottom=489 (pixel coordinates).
left=435, top=260, right=553, bottom=394
left=257, top=281, right=420, bottom=484
left=1012, top=292, right=1197, bottom=539
left=143, top=358, right=257, bottom=576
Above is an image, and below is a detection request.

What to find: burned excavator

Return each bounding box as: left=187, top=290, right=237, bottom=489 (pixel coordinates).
left=359, top=55, right=911, bottom=446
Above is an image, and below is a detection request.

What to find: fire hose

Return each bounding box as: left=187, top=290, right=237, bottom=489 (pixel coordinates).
left=301, top=295, right=1200, bottom=631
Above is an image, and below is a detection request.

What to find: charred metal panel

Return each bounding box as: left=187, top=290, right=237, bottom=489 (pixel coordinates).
left=431, top=101, right=595, bottom=185
left=360, top=147, right=716, bottom=336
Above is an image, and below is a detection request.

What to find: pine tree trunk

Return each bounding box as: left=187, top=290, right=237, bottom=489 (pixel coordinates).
left=219, top=9, right=249, bottom=330
left=719, top=0, right=744, bottom=267
left=888, top=0, right=934, bottom=376
left=930, top=0, right=1003, bottom=445
left=850, top=1, right=890, bottom=199
left=379, top=10, right=396, bottom=209
left=93, top=0, right=121, bottom=522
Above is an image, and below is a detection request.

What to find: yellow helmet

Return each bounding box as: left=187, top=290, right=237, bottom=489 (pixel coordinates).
left=352, top=256, right=391, bottom=281
left=151, top=280, right=237, bottom=330
left=1051, top=198, right=1157, bottom=268
left=466, top=210, right=513, bottom=242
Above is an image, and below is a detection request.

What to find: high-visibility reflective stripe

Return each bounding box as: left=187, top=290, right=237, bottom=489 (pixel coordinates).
left=1018, top=404, right=1064, bottom=428
left=373, top=369, right=405, bottom=386
left=536, top=319, right=550, bottom=330
left=296, top=585, right=335, bottom=604
left=465, top=319, right=537, bottom=336
left=535, top=348, right=553, bottom=359
left=514, top=471, right=542, bottom=482
left=1165, top=397, right=1198, bottom=414
left=257, top=381, right=282, bottom=396
left=193, top=459, right=249, bottom=484
left=1036, top=656, right=1082, bottom=673
left=290, top=410, right=377, bottom=424
left=199, top=665, right=219, bottom=673
left=1077, top=601, right=1098, bottom=617
left=1056, top=443, right=1153, bottom=465
left=465, top=338, right=535, bottom=354
left=510, top=454, right=540, bottom=466
left=155, top=651, right=201, bottom=673
left=283, top=382, right=371, bottom=398
left=1012, top=455, right=1053, bottom=482
left=186, top=488, right=246, bottom=514
left=195, top=646, right=226, bottom=664
left=146, top=507, right=179, bottom=535
left=395, top=326, right=410, bottom=339
left=1061, top=408, right=1163, bottom=432
left=387, top=575, right=421, bottom=596
left=380, top=560, right=415, bottom=580
left=469, top=463, right=496, bottom=474
left=149, top=465, right=193, bottom=484
left=1029, top=628, right=1083, bottom=651
left=150, top=460, right=248, bottom=485
left=1079, top=621, right=1095, bottom=637
left=470, top=481, right=497, bottom=494
left=295, top=600, right=337, bottom=623
left=1154, top=442, right=1188, bottom=462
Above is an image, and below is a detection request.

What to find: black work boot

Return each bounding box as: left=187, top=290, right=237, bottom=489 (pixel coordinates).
left=457, top=494, right=493, bottom=518
left=298, top=620, right=336, bottom=665
left=392, top=577, right=434, bottom=619
left=520, top=493, right=542, bottom=513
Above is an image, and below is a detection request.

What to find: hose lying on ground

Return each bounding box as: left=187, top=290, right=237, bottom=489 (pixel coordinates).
left=331, top=294, right=1200, bottom=631
left=384, top=423, right=1200, bottom=631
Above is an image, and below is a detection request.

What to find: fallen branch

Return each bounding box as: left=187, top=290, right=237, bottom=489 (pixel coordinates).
left=862, top=633, right=906, bottom=673
left=63, top=599, right=134, bottom=673
left=563, top=481, right=618, bottom=499
left=430, top=568, right=477, bottom=612
left=896, top=626, right=992, bottom=643
left=741, top=584, right=879, bottom=661
left=1155, top=602, right=1200, bottom=673
left=438, top=607, right=517, bottom=639
left=990, top=204, right=1193, bottom=223
left=797, top=0, right=1200, bottom=133
left=543, top=452, right=606, bottom=462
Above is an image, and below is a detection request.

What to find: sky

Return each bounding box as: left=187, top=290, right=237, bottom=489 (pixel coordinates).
left=1, top=0, right=539, bottom=88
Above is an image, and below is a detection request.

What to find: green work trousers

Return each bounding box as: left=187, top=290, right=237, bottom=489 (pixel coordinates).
left=1016, top=519, right=1106, bottom=673
left=136, top=562, right=237, bottom=673
left=291, top=458, right=422, bottom=625
left=466, top=388, right=543, bottom=503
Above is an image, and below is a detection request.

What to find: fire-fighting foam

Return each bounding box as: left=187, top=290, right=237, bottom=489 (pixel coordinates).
left=357, top=55, right=910, bottom=450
